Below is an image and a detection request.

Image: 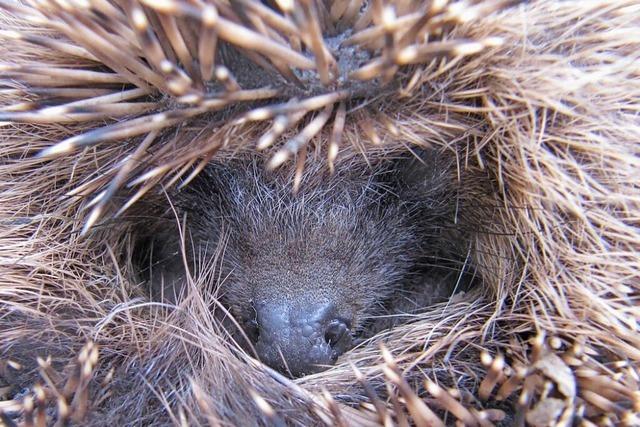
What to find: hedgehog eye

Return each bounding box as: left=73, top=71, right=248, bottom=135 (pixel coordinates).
left=245, top=318, right=260, bottom=343
left=388, top=149, right=452, bottom=203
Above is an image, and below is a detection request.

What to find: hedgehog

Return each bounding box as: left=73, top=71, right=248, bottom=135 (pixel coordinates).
left=140, top=148, right=484, bottom=378
left=1, top=1, right=639, bottom=426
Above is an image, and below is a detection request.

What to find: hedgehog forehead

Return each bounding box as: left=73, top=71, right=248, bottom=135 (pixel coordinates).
left=225, top=197, right=414, bottom=289
left=205, top=159, right=389, bottom=216
left=183, top=157, right=416, bottom=309
left=226, top=218, right=411, bottom=318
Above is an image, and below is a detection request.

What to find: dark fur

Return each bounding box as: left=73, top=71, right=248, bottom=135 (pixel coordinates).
left=139, top=149, right=476, bottom=376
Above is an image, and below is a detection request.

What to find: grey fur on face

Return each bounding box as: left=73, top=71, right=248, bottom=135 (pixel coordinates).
left=143, top=149, right=473, bottom=377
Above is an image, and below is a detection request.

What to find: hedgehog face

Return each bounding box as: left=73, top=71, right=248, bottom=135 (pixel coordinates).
left=226, top=217, right=414, bottom=377
left=181, top=158, right=415, bottom=376
left=145, top=150, right=464, bottom=377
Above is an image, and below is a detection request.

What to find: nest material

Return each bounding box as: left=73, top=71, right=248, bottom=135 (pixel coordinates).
left=0, top=0, right=639, bottom=425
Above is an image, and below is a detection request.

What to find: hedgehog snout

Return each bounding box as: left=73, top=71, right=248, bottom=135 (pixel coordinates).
left=253, top=301, right=352, bottom=377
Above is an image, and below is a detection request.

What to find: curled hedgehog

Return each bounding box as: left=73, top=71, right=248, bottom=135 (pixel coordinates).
left=1, top=0, right=639, bottom=426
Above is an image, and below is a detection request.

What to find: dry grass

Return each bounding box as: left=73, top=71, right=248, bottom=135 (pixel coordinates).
left=0, top=0, right=639, bottom=425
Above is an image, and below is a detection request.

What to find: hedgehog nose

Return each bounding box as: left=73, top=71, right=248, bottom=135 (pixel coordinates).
left=253, top=302, right=352, bottom=377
